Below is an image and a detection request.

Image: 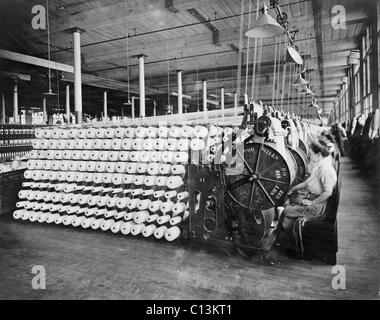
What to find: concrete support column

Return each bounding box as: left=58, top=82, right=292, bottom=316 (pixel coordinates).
left=65, top=85, right=70, bottom=124
left=221, top=87, right=225, bottom=119
left=234, top=92, right=238, bottom=116
left=177, top=70, right=183, bottom=115
left=131, top=96, right=136, bottom=119
left=202, top=80, right=207, bottom=119
left=1, top=93, right=5, bottom=124
left=135, top=54, right=146, bottom=118
left=42, top=97, right=47, bottom=124
left=103, top=91, right=108, bottom=121
left=73, top=31, right=82, bottom=124
left=13, top=83, right=18, bottom=123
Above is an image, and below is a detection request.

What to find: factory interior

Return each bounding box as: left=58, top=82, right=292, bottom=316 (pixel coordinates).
left=0, top=0, right=379, bottom=300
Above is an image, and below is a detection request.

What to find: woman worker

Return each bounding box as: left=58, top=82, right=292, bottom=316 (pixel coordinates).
left=281, top=139, right=337, bottom=230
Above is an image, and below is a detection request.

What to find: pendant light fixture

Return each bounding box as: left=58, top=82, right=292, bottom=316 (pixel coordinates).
left=245, top=4, right=285, bottom=39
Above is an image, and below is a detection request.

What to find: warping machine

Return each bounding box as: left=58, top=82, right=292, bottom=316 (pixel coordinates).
left=13, top=104, right=316, bottom=258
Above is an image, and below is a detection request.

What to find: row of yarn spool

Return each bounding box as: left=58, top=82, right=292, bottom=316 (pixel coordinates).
left=15, top=180, right=189, bottom=241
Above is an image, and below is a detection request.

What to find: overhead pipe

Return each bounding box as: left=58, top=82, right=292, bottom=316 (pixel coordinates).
left=103, top=91, right=108, bottom=121
left=221, top=87, right=225, bottom=119
left=1, top=93, right=5, bottom=124
left=135, top=54, right=146, bottom=118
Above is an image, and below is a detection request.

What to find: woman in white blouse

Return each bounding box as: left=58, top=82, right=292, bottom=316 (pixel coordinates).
left=281, top=139, right=338, bottom=230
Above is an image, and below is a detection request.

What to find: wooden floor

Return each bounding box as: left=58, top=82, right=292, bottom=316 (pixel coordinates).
left=0, top=157, right=378, bottom=300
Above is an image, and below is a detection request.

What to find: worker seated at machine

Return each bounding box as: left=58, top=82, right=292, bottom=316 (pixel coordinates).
left=306, top=130, right=335, bottom=174
left=280, top=138, right=337, bottom=231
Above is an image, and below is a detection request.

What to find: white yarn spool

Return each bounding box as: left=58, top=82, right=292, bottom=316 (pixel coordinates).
left=132, top=138, right=143, bottom=150
left=139, top=151, right=151, bottom=162
left=32, top=170, right=42, bottom=181
left=146, top=126, right=158, bottom=138
left=92, top=139, right=102, bottom=150
left=63, top=215, right=75, bottom=226
left=44, top=129, right=52, bottom=139
left=111, top=139, right=122, bottom=150
left=46, top=150, right=55, bottom=160
left=115, top=127, right=126, bottom=138
left=160, top=201, right=174, bottom=214
left=127, top=198, right=140, bottom=210
left=35, top=129, right=44, bottom=139
left=131, top=223, right=145, bottom=236
left=129, top=151, right=140, bottom=162
left=154, top=226, right=168, bottom=239
left=89, top=151, right=100, bottom=161
left=67, top=206, right=80, bottom=214
left=174, top=152, right=189, bottom=163
left=171, top=165, right=186, bottom=175
left=91, top=218, right=105, bottom=230
left=101, top=219, right=115, bottom=231
left=86, top=128, right=96, bottom=138
left=108, top=151, right=119, bottom=162
left=190, top=138, right=205, bottom=151
left=142, top=139, right=153, bottom=151
left=172, top=202, right=187, bottom=216
left=158, top=164, right=171, bottom=176
left=80, top=151, right=91, bottom=160
left=81, top=217, right=95, bottom=228
left=137, top=200, right=151, bottom=211
left=20, top=210, right=31, bottom=220
left=155, top=139, right=166, bottom=150
left=84, top=161, right=95, bottom=172
left=95, top=162, right=106, bottom=172
left=72, top=216, right=85, bottom=227
left=135, top=127, right=147, bottom=138
left=83, top=139, right=93, bottom=150
left=120, top=221, right=134, bottom=235
left=115, top=162, right=126, bottom=173
left=105, top=127, right=115, bottom=139
left=29, top=211, right=39, bottom=222
left=123, top=174, right=134, bottom=184
left=156, top=176, right=167, bottom=187
left=65, top=140, right=76, bottom=150
left=158, top=126, right=169, bottom=138
left=124, top=127, right=135, bottom=138
left=143, top=176, right=156, bottom=187
left=13, top=209, right=24, bottom=220
left=177, top=139, right=190, bottom=151
left=57, top=140, right=66, bottom=150
left=133, top=175, right=145, bottom=185
left=32, top=140, right=41, bottom=149
left=16, top=201, right=28, bottom=208
left=101, top=139, right=112, bottom=150
left=177, top=191, right=189, bottom=201
left=62, top=150, right=72, bottom=160
left=113, top=211, right=125, bottom=219
left=194, top=125, right=208, bottom=138
left=165, top=139, right=177, bottom=151
left=95, top=128, right=106, bottom=139
left=36, top=150, right=46, bottom=159
left=164, top=190, right=177, bottom=199
left=116, top=197, right=130, bottom=209
left=59, top=161, right=69, bottom=171
left=23, top=170, right=33, bottom=180
left=149, top=200, right=162, bottom=213
left=85, top=207, right=97, bottom=217
left=150, top=151, right=162, bottom=162
left=72, top=150, right=81, bottom=160
left=153, top=190, right=165, bottom=198
left=121, top=138, right=132, bottom=150
left=169, top=126, right=181, bottom=138
left=146, top=213, right=159, bottom=223
left=126, top=162, right=137, bottom=174
left=166, top=176, right=183, bottom=189
left=74, top=139, right=84, bottom=149
left=29, top=150, right=38, bottom=159
left=123, top=211, right=134, bottom=221
left=164, top=226, right=181, bottom=241
left=46, top=213, right=59, bottom=224
left=170, top=216, right=182, bottom=226
left=83, top=173, right=93, bottom=184
left=142, top=224, right=156, bottom=237
left=180, top=125, right=193, bottom=138
left=112, top=174, right=124, bottom=185
left=133, top=210, right=150, bottom=224
left=147, top=163, right=160, bottom=175
left=68, top=161, right=79, bottom=171
left=102, top=173, right=113, bottom=184
left=93, top=173, right=104, bottom=184
left=136, top=163, right=147, bottom=174
left=69, top=194, right=80, bottom=204
left=78, top=129, right=87, bottom=139
left=119, top=151, right=130, bottom=161
left=26, top=160, right=36, bottom=170
left=105, top=162, right=116, bottom=173
left=111, top=221, right=123, bottom=233
left=48, top=140, right=58, bottom=149
left=54, top=150, right=64, bottom=160
left=161, top=151, right=174, bottom=163
left=75, top=172, right=85, bottom=183
left=54, top=214, right=64, bottom=224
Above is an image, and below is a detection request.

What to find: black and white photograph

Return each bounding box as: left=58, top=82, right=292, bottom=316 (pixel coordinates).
left=0, top=0, right=379, bottom=302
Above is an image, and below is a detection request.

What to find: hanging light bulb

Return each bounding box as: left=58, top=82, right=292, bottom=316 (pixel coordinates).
left=245, top=5, right=285, bottom=39
left=286, top=45, right=303, bottom=65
